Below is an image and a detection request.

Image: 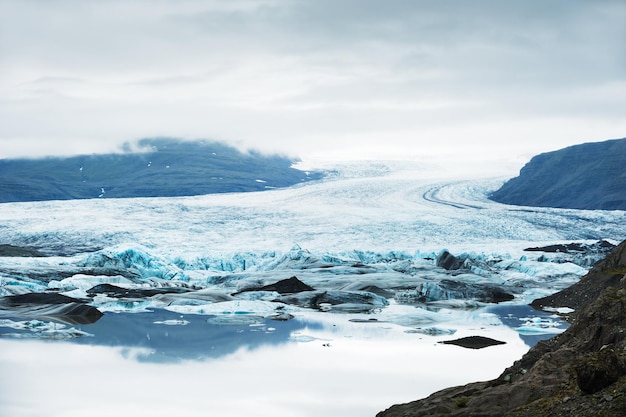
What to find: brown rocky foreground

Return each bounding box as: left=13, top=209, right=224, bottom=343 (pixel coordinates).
left=377, top=239, right=626, bottom=417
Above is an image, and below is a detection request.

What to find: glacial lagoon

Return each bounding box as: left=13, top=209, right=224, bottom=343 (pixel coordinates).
left=0, top=304, right=564, bottom=417
left=1, top=162, right=624, bottom=416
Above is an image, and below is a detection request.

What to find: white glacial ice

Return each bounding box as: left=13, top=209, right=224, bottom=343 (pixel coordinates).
left=0, top=160, right=624, bottom=331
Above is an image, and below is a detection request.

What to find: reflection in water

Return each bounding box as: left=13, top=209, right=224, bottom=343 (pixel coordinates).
left=486, top=304, right=569, bottom=346
left=0, top=307, right=548, bottom=417
left=73, top=309, right=320, bottom=362
left=0, top=309, right=321, bottom=362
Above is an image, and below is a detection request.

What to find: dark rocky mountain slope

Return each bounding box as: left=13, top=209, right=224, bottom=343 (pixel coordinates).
left=490, top=138, right=626, bottom=210
left=0, top=138, right=322, bottom=202
left=377, top=239, right=626, bottom=417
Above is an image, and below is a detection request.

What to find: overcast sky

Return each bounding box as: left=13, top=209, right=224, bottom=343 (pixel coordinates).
left=1, top=0, right=625, bottom=172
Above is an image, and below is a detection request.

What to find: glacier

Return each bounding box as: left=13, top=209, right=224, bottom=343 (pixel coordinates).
left=0, top=160, right=625, bottom=417
left=0, top=161, right=624, bottom=328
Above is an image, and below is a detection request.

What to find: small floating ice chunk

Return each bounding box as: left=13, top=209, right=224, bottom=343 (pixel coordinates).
left=267, top=312, right=295, bottom=321
left=0, top=319, right=93, bottom=339
left=405, top=327, right=457, bottom=336
left=206, top=315, right=263, bottom=325
left=1, top=329, right=93, bottom=339
left=153, top=319, right=190, bottom=326
left=0, top=319, right=63, bottom=331
left=515, top=316, right=566, bottom=335
left=543, top=306, right=575, bottom=314
left=167, top=300, right=282, bottom=317
left=290, top=334, right=329, bottom=343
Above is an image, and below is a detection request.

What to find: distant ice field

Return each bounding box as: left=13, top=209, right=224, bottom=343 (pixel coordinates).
left=0, top=161, right=623, bottom=258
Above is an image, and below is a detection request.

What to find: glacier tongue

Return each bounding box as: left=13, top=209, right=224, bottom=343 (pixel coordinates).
left=0, top=164, right=624, bottom=341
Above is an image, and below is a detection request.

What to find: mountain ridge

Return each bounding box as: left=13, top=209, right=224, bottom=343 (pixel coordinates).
left=490, top=138, right=626, bottom=210
left=0, top=138, right=322, bottom=202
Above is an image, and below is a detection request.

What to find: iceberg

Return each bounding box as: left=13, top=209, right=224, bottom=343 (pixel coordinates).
left=77, top=246, right=189, bottom=281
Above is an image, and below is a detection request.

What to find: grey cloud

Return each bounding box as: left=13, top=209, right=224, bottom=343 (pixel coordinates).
left=0, top=0, right=624, bottom=163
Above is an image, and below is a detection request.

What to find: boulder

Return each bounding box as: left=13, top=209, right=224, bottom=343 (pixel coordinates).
left=575, top=348, right=626, bottom=394
left=440, top=336, right=506, bottom=349
left=436, top=250, right=464, bottom=270
left=235, top=276, right=314, bottom=295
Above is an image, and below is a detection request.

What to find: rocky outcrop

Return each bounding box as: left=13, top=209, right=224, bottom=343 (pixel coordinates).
left=490, top=138, right=626, bottom=210
left=0, top=244, right=44, bottom=257
left=436, top=250, right=465, bottom=270
left=440, top=336, right=506, bottom=349
left=234, top=276, right=315, bottom=295
left=377, top=239, right=626, bottom=417
left=531, top=238, right=626, bottom=312
left=0, top=292, right=104, bottom=325
left=524, top=240, right=615, bottom=254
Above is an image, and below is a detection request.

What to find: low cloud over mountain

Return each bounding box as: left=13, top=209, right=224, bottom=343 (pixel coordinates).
left=0, top=138, right=321, bottom=202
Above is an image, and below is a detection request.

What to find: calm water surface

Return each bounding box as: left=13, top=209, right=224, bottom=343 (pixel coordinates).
left=0, top=306, right=561, bottom=417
